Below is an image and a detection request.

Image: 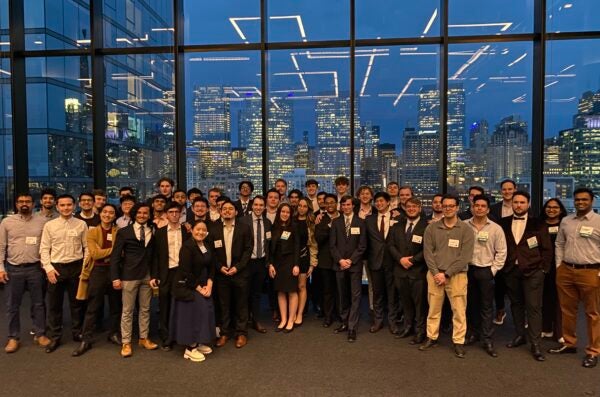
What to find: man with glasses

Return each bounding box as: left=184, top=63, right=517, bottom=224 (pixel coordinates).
left=234, top=181, right=254, bottom=218
left=75, top=192, right=100, bottom=228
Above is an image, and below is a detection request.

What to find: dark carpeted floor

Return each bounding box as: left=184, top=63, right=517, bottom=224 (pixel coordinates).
left=0, top=287, right=598, bottom=397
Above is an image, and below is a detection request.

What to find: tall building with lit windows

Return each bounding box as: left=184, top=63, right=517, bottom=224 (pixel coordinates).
left=402, top=127, right=439, bottom=196
left=238, top=99, right=262, bottom=192
left=488, top=115, right=530, bottom=184
left=267, top=100, right=294, bottom=186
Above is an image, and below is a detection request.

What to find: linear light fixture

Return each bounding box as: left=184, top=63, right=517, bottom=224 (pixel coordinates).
left=449, top=22, right=513, bottom=32
left=508, top=52, right=527, bottom=67
left=423, top=8, right=438, bottom=35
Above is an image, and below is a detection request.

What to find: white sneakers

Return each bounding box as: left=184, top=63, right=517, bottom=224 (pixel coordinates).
left=184, top=348, right=205, bottom=362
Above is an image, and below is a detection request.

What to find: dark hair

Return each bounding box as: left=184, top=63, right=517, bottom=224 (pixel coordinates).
left=131, top=203, right=151, bottom=220
left=152, top=194, right=168, bottom=203
left=512, top=190, right=530, bottom=202
left=157, top=177, right=175, bottom=188
left=173, top=189, right=186, bottom=197
left=40, top=187, right=57, bottom=199
left=472, top=194, right=490, bottom=207
left=441, top=194, right=459, bottom=206
left=119, top=194, right=136, bottom=204
left=399, top=185, right=413, bottom=194
left=252, top=195, right=265, bottom=205
left=275, top=178, right=287, bottom=187
left=15, top=192, right=33, bottom=201
left=192, top=197, right=209, bottom=207
left=266, top=188, right=280, bottom=199
left=56, top=194, right=75, bottom=204
left=387, top=181, right=399, bottom=188
left=92, top=189, right=106, bottom=198
left=317, top=191, right=327, bottom=199
left=187, top=187, right=203, bottom=197
left=373, top=191, right=391, bottom=202
left=191, top=219, right=208, bottom=229
left=275, top=203, right=293, bottom=227
left=540, top=198, right=568, bottom=221
left=339, top=195, right=354, bottom=205
left=99, top=203, right=118, bottom=219
left=165, top=201, right=182, bottom=212
left=288, top=189, right=303, bottom=199
left=238, top=180, right=254, bottom=192
left=468, top=186, right=485, bottom=196
left=78, top=192, right=94, bottom=201
left=208, top=187, right=221, bottom=196
left=119, top=186, right=134, bottom=195
left=433, top=193, right=444, bottom=200
left=500, top=179, right=517, bottom=189
left=324, top=193, right=338, bottom=202
left=356, top=185, right=374, bottom=198
left=334, top=176, right=350, bottom=186
left=216, top=196, right=230, bottom=204
left=295, top=197, right=315, bottom=226
left=573, top=187, right=595, bottom=200
left=305, top=179, right=319, bottom=187
left=406, top=197, right=422, bottom=206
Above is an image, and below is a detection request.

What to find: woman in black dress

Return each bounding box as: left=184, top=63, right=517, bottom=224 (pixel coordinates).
left=268, top=203, right=300, bottom=333
left=169, top=220, right=216, bottom=362
left=293, top=197, right=318, bottom=326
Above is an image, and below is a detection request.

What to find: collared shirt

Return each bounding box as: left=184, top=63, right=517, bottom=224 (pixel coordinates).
left=423, top=218, right=475, bottom=277
left=167, top=224, right=182, bottom=269
left=405, top=216, right=420, bottom=233
left=467, top=217, right=507, bottom=275
left=116, top=215, right=131, bottom=229
left=0, top=214, right=48, bottom=272
left=266, top=209, right=277, bottom=224
left=344, top=213, right=354, bottom=227
left=511, top=213, right=527, bottom=244
left=239, top=199, right=251, bottom=213
left=358, top=205, right=372, bottom=220
left=307, top=195, right=319, bottom=213
left=132, top=222, right=152, bottom=247
left=179, top=207, right=187, bottom=225
left=555, top=210, right=600, bottom=267
left=40, top=216, right=88, bottom=273
left=429, top=213, right=443, bottom=223
left=223, top=220, right=235, bottom=268
left=501, top=202, right=514, bottom=218
left=251, top=213, right=265, bottom=259
left=377, top=211, right=392, bottom=239
left=153, top=213, right=168, bottom=229
left=35, top=209, right=59, bottom=221
left=209, top=208, right=221, bottom=222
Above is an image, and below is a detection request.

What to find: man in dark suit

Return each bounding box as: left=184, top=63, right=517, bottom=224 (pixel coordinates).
left=365, top=192, right=400, bottom=335
left=458, top=186, right=484, bottom=221
left=151, top=202, right=190, bottom=350
left=233, top=180, right=254, bottom=218
left=110, top=203, right=158, bottom=358
left=330, top=195, right=367, bottom=342
left=314, top=193, right=340, bottom=327
left=209, top=200, right=253, bottom=349
left=239, top=195, right=271, bottom=333
left=388, top=197, right=429, bottom=345
left=499, top=190, right=552, bottom=362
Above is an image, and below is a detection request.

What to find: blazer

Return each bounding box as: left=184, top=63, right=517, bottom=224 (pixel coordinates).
left=172, top=238, right=216, bottom=301
left=151, top=225, right=191, bottom=282
left=364, top=212, right=397, bottom=271
left=207, top=220, right=253, bottom=275
left=239, top=213, right=272, bottom=260
left=268, top=223, right=300, bottom=266
left=387, top=217, right=428, bottom=279
left=329, top=214, right=367, bottom=272
left=80, top=224, right=118, bottom=280
left=233, top=199, right=253, bottom=218
left=499, top=216, right=553, bottom=275
left=110, top=223, right=155, bottom=281
left=489, top=202, right=532, bottom=223
left=315, top=213, right=335, bottom=270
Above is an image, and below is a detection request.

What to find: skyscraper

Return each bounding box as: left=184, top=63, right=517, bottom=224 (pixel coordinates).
left=238, top=99, right=262, bottom=192
left=358, top=122, right=381, bottom=189
left=267, top=100, right=294, bottom=185
left=402, top=127, right=439, bottom=196
left=488, top=115, right=530, bottom=184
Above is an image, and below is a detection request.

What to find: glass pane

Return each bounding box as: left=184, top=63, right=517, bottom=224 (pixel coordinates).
left=1, top=0, right=8, bottom=51
left=24, top=0, right=91, bottom=50
left=185, top=51, right=262, bottom=196
left=267, top=0, right=349, bottom=42
left=105, top=53, right=176, bottom=201
left=448, top=42, right=533, bottom=207
left=545, top=39, right=600, bottom=211
left=449, top=0, right=534, bottom=36
left=26, top=56, right=93, bottom=197
left=356, top=1, right=441, bottom=39
left=103, top=0, right=173, bottom=48
left=354, top=45, right=440, bottom=202
left=184, top=1, right=260, bottom=45
left=0, top=57, right=12, bottom=217
left=547, top=1, right=600, bottom=33
left=268, top=48, right=351, bottom=192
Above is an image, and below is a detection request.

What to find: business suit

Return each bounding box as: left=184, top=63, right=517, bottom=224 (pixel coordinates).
left=388, top=217, right=428, bottom=339
left=365, top=212, right=400, bottom=332
left=314, top=213, right=338, bottom=325
left=207, top=220, right=253, bottom=337
left=499, top=215, right=552, bottom=347
left=234, top=199, right=253, bottom=218
left=330, top=214, right=367, bottom=333
left=151, top=225, right=190, bottom=345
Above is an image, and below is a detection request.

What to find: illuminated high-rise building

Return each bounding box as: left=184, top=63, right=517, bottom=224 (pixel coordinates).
left=238, top=99, right=262, bottom=192
left=402, top=127, right=439, bottom=196
left=267, top=100, right=294, bottom=186
left=358, top=122, right=381, bottom=189
left=488, top=115, right=530, bottom=184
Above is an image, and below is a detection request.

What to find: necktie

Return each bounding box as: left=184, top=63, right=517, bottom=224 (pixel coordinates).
left=513, top=216, right=525, bottom=220
left=345, top=216, right=351, bottom=237
left=380, top=215, right=386, bottom=238
left=406, top=222, right=414, bottom=242
left=139, top=224, right=145, bottom=246
left=256, top=218, right=263, bottom=258
left=242, top=202, right=247, bottom=212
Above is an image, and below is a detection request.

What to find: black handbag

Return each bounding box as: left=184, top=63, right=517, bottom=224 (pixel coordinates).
left=171, top=274, right=195, bottom=302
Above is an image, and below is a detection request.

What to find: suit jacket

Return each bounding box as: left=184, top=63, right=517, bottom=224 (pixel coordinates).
left=151, top=225, right=191, bottom=282
left=489, top=202, right=506, bottom=223
left=267, top=223, right=300, bottom=266
left=330, top=214, right=367, bottom=272
left=387, top=217, right=428, bottom=279
left=234, top=199, right=253, bottom=218
left=172, top=239, right=216, bottom=301
left=364, top=212, right=397, bottom=271
left=239, top=213, right=272, bottom=260
left=499, top=216, right=553, bottom=275
left=81, top=224, right=118, bottom=279
left=110, top=223, right=155, bottom=281
left=315, top=213, right=335, bottom=270
left=207, top=220, right=253, bottom=276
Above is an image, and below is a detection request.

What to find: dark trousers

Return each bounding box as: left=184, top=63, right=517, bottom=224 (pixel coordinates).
left=336, top=270, right=362, bottom=331
left=217, top=274, right=250, bottom=337
left=494, top=269, right=507, bottom=312
left=395, top=274, right=427, bottom=336
left=467, top=265, right=495, bottom=342
left=248, top=258, right=267, bottom=321
left=309, top=264, right=323, bottom=311
left=5, top=263, right=46, bottom=339
left=504, top=266, right=544, bottom=345
left=371, top=264, right=399, bottom=331
left=320, top=267, right=337, bottom=323
left=46, top=261, right=85, bottom=341
left=542, top=265, right=561, bottom=336
left=158, top=268, right=177, bottom=343
left=81, top=266, right=122, bottom=342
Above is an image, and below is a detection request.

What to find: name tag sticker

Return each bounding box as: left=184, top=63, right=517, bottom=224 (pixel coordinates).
left=527, top=236, right=538, bottom=249
left=448, top=239, right=460, bottom=248
left=214, top=240, right=223, bottom=248
left=265, top=231, right=271, bottom=240
left=580, top=226, right=594, bottom=237
left=106, top=234, right=113, bottom=242
left=281, top=231, right=291, bottom=240
left=477, top=231, right=489, bottom=242
left=351, top=227, right=360, bottom=235
left=548, top=226, right=559, bottom=235
left=67, top=230, right=78, bottom=237
left=25, top=236, right=37, bottom=245
left=412, top=235, right=423, bottom=244
left=200, top=245, right=207, bottom=254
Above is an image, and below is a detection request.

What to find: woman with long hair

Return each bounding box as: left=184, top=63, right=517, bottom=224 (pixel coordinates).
left=268, top=203, right=300, bottom=332
left=293, top=197, right=318, bottom=326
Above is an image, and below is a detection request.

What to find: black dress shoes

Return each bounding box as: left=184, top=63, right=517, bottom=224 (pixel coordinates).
left=334, top=324, right=348, bottom=334
left=465, top=334, right=480, bottom=346
left=72, top=334, right=83, bottom=342
left=531, top=344, right=546, bottom=361
left=72, top=342, right=92, bottom=357
left=45, top=340, right=60, bottom=353
left=483, top=342, right=498, bottom=358
left=418, top=338, right=438, bottom=351
left=253, top=321, right=267, bottom=334
left=506, top=335, right=526, bottom=348
left=322, top=321, right=332, bottom=328
left=548, top=344, right=577, bottom=354
left=582, top=355, right=598, bottom=368
left=454, top=344, right=466, bottom=359
left=410, top=334, right=425, bottom=345
left=347, top=330, right=357, bottom=343
left=369, top=323, right=383, bottom=333
left=107, top=333, right=122, bottom=345
left=395, top=328, right=413, bottom=339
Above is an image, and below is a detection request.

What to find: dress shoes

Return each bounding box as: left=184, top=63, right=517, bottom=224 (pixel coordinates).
left=548, top=344, right=577, bottom=354
left=419, top=338, right=438, bottom=351
left=253, top=321, right=267, bottom=334
left=72, top=342, right=92, bottom=357
left=161, top=342, right=173, bottom=352
left=184, top=348, right=205, bottom=362
left=275, top=325, right=285, bottom=333
left=283, top=326, right=294, bottom=334
left=138, top=338, right=158, bottom=350
left=506, top=335, right=526, bottom=348
left=465, top=334, right=480, bottom=346
left=334, top=324, right=348, bottom=334
left=107, top=334, right=122, bottom=345
left=4, top=339, right=20, bottom=353
left=369, top=323, right=383, bottom=333
left=395, top=328, right=413, bottom=339
left=483, top=342, right=498, bottom=358
left=454, top=344, right=466, bottom=359
left=72, top=334, right=83, bottom=343
left=33, top=335, right=52, bottom=347
left=531, top=344, right=546, bottom=361
left=347, top=330, right=357, bottom=343
left=121, top=343, right=132, bottom=358
left=582, top=355, right=598, bottom=368
left=196, top=344, right=213, bottom=355
left=215, top=335, right=229, bottom=347
left=45, top=340, right=60, bottom=353
left=493, top=309, right=506, bottom=325
left=322, top=321, right=332, bottom=328
left=235, top=335, right=247, bottom=348
left=410, top=334, right=425, bottom=345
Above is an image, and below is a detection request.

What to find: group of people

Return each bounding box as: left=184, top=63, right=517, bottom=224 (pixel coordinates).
left=0, top=176, right=598, bottom=368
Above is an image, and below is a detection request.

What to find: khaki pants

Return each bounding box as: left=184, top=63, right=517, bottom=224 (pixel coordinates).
left=121, top=277, right=152, bottom=344
left=426, top=271, right=468, bottom=344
